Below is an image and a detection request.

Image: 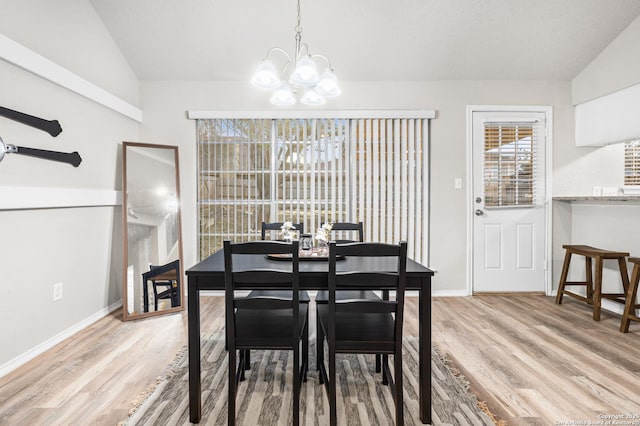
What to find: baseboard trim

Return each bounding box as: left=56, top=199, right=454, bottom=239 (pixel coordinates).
left=432, top=289, right=470, bottom=297
left=0, top=300, right=122, bottom=378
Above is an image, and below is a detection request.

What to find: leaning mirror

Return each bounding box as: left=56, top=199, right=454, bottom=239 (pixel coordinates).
left=122, top=142, right=184, bottom=320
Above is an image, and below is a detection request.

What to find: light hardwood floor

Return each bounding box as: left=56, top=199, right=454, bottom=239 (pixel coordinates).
left=1, top=295, right=639, bottom=425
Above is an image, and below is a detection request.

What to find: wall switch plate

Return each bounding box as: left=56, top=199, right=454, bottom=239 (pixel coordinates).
left=454, top=178, right=462, bottom=189
left=53, top=282, right=63, bottom=301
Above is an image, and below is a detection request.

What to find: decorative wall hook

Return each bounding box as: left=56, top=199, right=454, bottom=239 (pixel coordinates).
left=0, top=135, right=81, bottom=167
left=0, top=106, right=63, bottom=137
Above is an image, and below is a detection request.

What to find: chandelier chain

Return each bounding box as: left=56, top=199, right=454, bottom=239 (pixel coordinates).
left=295, top=0, right=302, bottom=41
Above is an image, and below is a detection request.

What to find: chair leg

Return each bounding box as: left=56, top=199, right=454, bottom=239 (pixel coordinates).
left=244, top=350, right=251, bottom=371
left=394, top=353, right=403, bottom=426
left=329, top=343, right=337, bottom=426
left=382, top=354, right=389, bottom=385
left=228, top=349, right=236, bottom=425
left=303, top=316, right=309, bottom=382
left=239, top=351, right=246, bottom=381
left=293, top=345, right=300, bottom=426
left=375, top=354, right=381, bottom=373
left=317, top=313, right=324, bottom=374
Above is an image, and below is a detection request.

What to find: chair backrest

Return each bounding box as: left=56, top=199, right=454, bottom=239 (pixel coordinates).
left=145, top=259, right=180, bottom=283
left=327, top=241, right=407, bottom=339
left=261, top=222, right=304, bottom=240
left=223, top=240, right=300, bottom=342
left=327, top=222, right=364, bottom=243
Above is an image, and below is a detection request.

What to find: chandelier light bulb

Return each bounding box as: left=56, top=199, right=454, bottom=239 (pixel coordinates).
left=251, top=60, right=281, bottom=89
left=270, top=84, right=296, bottom=106
left=289, top=56, right=320, bottom=87
left=315, top=70, right=341, bottom=97
left=300, top=88, right=326, bottom=106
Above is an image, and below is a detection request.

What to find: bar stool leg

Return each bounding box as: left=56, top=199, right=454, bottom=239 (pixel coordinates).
left=556, top=250, right=572, bottom=304
left=617, top=257, right=631, bottom=296
left=585, top=256, right=593, bottom=304
left=621, top=264, right=640, bottom=333
left=593, top=256, right=603, bottom=321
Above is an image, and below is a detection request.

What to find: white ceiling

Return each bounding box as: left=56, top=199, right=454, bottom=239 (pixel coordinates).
left=89, top=0, right=640, bottom=82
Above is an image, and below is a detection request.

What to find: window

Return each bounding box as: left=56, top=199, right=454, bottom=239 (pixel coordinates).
left=483, top=122, right=537, bottom=207
left=197, top=115, right=431, bottom=264
left=624, top=140, right=640, bottom=186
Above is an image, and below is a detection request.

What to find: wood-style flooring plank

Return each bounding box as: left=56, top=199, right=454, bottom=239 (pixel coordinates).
left=2, top=295, right=640, bottom=425
left=432, top=295, right=640, bottom=425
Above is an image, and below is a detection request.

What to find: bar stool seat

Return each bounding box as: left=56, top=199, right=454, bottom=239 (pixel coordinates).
left=621, top=257, right=640, bottom=332
left=555, top=244, right=630, bottom=321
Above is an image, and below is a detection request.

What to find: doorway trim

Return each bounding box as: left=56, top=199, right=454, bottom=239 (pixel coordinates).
left=465, top=105, right=554, bottom=296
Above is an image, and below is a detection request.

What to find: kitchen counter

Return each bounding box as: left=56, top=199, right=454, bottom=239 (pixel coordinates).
left=553, top=196, right=640, bottom=203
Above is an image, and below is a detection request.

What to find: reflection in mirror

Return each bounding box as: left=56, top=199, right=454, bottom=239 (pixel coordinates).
left=122, top=142, right=183, bottom=320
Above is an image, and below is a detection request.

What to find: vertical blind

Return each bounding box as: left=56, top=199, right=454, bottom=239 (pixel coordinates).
left=483, top=122, right=538, bottom=207
left=624, top=140, right=640, bottom=186
left=197, top=116, right=430, bottom=264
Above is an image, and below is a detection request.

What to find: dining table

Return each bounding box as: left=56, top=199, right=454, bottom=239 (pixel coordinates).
left=186, top=248, right=435, bottom=424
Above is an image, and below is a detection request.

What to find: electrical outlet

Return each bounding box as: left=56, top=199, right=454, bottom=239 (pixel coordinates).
left=53, top=282, right=63, bottom=301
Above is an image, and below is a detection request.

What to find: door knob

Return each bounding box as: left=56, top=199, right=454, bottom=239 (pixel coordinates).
left=475, top=209, right=484, bottom=216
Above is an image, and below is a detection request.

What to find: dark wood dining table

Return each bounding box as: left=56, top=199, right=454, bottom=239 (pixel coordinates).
left=186, top=249, right=435, bottom=424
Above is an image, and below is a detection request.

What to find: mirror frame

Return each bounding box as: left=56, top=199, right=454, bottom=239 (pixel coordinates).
left=121, top=141, right=184, bottom=321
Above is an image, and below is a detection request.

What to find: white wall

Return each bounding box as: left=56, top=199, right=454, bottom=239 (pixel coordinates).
left=572, top=14, right=640, bottom=105
left=139, top=79, right=573, bottom=293
left=0, top=0, right=139, bottom=371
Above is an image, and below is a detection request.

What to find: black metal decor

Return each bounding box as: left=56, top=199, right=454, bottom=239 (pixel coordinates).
left=0, top=106, right=63, bottom=137
left=0, top=136, right=82, bottom=167
left=0, top=105, right=82, bottom=167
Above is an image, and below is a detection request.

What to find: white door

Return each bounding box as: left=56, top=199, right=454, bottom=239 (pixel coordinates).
left=472, top=110, right=547, bottom=292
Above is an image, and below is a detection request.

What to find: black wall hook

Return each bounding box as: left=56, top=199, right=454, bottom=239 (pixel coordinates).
left=0, top=106, right=63, bottom=137
left=1, top=136, right=81, bottom=167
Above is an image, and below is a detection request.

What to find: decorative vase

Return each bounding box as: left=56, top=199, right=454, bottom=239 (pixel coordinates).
left=317, top=240, right=328, bottom=256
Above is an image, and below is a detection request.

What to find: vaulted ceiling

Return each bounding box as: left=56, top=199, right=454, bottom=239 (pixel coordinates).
left=90, top=0, right=640, bottom=82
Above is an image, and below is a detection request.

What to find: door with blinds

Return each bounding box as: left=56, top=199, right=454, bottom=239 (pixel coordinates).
left=472, top=110, right=547, bottom=292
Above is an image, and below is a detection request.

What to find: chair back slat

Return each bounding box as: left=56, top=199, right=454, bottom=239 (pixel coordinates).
left=261, top=222, right=304, bottom=240
left=327, top=221, right=364, bottom=243
left=333, top=241, right=400, bottom=257
left=235, top=297, right=294, bottom=310
left=233, top=270, right=293, bottom=284
left=335, top=299, right=396, bottom=314
left=335, top=272, right=398, bottom=288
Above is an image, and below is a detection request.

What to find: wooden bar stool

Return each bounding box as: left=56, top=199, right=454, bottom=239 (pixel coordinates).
left=555, top=244, right=630, bottom=321
left=620, top=257, right=640, bottom=332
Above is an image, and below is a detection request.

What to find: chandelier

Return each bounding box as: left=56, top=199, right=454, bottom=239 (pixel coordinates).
left=250, top=0, right=341, bottom=106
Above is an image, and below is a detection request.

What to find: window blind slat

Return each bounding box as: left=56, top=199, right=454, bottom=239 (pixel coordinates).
left=197, top=116, right=430, bottom=265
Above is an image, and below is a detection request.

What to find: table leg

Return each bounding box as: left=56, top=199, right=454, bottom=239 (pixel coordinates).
left=419, top=277, right=432, bottom=424
left=143, top=279, right=149, bottom=313
left=188, top=278, right=202, bottom=423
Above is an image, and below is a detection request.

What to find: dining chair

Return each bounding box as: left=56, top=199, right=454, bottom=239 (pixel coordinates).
left=314, top=222, right=383, bottom=372
left=248, top=221, right=311, bottom=303
left=317, top=241, right=408, bottom=426
left=223, top=240, right=308, bottom=425
left=146, top=260, right=180, bottom=311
